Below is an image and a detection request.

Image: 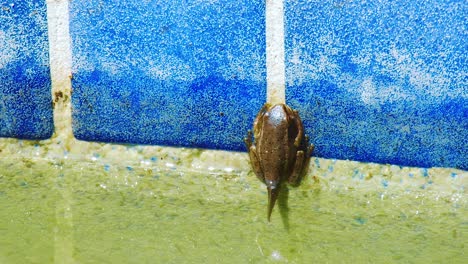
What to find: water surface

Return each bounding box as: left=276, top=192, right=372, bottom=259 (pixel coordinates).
left=0, top=157, right=465, bottom=263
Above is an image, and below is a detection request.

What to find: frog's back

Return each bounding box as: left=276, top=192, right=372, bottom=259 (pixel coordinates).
left=256, top=104, right=296, bottom=184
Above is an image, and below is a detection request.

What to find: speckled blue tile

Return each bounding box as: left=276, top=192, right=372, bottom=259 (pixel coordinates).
left=70, top=0, right=265, bottom=150
left=285, top=0, right=467, bottom=169
left=0, top=1, right=53, bottom=139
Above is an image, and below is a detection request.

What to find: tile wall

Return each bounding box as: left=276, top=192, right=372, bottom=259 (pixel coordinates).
left=0, top=0, right=53, bottom=139
left=0, top=0, right=466, bottom=170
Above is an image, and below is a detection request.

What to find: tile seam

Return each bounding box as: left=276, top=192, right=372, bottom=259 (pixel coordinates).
left=45, top=1, right=75, bottom=264
left=266, top=0, right=286, bottom=104
left=46, top=0, right=73, bottom=142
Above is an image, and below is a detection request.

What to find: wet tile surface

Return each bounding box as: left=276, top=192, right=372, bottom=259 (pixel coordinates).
left=285, top=0, right=467, bottom=169
left=70, top=0, right=266, bottom=151
left=69, top=0, right=466, bottom=169
left=0, top=1, right=53, bottom=139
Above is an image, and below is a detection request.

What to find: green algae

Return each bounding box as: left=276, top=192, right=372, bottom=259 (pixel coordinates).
left=0, top=157, right=466, bottom=263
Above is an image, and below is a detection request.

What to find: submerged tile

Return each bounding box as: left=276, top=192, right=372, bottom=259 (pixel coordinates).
left=0, top=1, right=53, bottom=139
left=70, top=0, right=266, bottom=151
left=285, top=0, right=467, bottom=169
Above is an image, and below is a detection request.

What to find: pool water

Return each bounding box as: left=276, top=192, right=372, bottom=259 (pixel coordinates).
left=0, top=157, right=466, bottom=263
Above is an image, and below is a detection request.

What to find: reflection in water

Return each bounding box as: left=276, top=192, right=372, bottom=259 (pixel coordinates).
left=278, top=186, right=290, bottom=231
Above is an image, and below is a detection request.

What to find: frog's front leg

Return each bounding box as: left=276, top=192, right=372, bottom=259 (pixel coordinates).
left=291, top=110, right=304, bottom=148
left=244, top=131, right=265, bottom=183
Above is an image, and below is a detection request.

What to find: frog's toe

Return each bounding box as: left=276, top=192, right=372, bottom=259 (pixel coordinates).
left=308, top=144, right=315, bottom=155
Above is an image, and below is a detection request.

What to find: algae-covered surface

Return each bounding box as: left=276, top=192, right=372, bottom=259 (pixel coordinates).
left=0, top=156, right=466, bottom=263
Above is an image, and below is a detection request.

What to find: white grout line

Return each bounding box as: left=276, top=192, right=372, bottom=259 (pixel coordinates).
left=265, top=0, right=286, bottom=105
left=43, top=0, right=287, bottom=138
left=46, top=1, right=74, bottom=263
left=46, top=0, right=74, bottom=142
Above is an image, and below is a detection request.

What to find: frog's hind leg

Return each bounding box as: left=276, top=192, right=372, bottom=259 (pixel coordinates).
left=244, top=132, right=266, bottom=183
left=288, top=137, right=314, bottom=186
left=247, top=147, right=265, bottom=183
left=288, top=150, right=305, bottom=186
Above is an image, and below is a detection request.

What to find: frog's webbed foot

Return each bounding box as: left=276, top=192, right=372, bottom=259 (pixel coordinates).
left=307, top=143, right=314, bottom=157
left=305, top=135, right=314, bottom=157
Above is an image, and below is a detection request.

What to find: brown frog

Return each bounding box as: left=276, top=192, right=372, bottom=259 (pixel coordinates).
left=244, top=103, right=314, bottom=221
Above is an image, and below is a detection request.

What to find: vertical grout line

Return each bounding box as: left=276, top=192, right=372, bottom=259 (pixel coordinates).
left=266, top=0, right=286, bottom=105
left=46, top=0, right=74, bottom=146
left=46, top=1, right=74, bottom=263
left=53, top=171, right=75, bottom=264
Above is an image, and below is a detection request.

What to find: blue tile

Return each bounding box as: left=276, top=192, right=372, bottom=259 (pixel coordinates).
left=70, top=0, right=265, bottom=151
left=0, top=1, right=53, bottom=139
left=286, top=0, right=467, bottom=169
